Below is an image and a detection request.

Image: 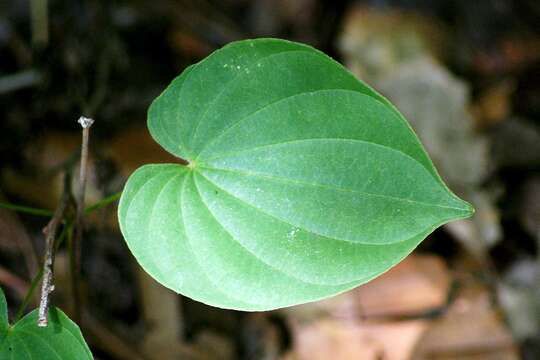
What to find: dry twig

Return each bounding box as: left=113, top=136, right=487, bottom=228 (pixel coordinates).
left=71, top=116, right=94, bottom=323
left=37, top=173, right=71, bottom=327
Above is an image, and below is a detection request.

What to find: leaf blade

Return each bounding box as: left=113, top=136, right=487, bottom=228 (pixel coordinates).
left=119, top=38, right=474, bottom=310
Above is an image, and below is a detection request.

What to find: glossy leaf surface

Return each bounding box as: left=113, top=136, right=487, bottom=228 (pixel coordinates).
left=119, top=38, right=473, bottom=310
left=0, top=287, right=93, bottom=359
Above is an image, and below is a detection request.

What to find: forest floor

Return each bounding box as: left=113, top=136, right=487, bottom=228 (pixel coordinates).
left=0, top=1, right=539, bottom=359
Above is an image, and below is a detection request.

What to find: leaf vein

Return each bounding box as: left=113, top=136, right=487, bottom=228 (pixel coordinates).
left=192, top=173, right=327, bottom=286
left=196, top=171, right=368, bottom=245
left=197, top=89, right=358, bottom=159
left=179, top=174, right=261, bottom=307
left=189, top=49, right=317, bottom=152
left=16, top=330, right=62, bottom=360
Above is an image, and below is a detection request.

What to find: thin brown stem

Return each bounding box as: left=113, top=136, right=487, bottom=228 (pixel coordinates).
left=71, top=116, right=94, bottom=324
left=37, top=173, right=71, bottom=327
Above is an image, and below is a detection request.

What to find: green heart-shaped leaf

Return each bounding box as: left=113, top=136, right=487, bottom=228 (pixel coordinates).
left=0, top=287, right=93, bottom=359
left=118, top=38, right=473, bottom=311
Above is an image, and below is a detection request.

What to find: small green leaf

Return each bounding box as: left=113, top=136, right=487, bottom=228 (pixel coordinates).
left=119, top=38, right=474, bottom=311
left=0, top=287, right=93, bottom=359
left=0, top=287, right=7, bottom=338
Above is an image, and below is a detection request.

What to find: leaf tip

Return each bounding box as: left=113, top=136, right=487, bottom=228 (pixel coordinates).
left=464, top=200, right=475, bottom=217
left=454, top=197, right=475, bottom=219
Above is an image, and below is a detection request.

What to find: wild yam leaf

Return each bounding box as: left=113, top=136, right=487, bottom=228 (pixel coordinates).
left=0, top=287, right=93, bottom=359
left=119, top=38, right=473, bottom=311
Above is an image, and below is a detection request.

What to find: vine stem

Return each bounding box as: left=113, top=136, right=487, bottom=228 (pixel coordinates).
left=0, top=191, right=121, bottom=218
left=37, top=173, right=71, bottom=326
left=0, top=202, right=53, bottom=217
left=84, top=192, right=121, bottom=213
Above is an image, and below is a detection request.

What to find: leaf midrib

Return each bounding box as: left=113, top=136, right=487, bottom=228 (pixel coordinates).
left=198, top=123, right=449, bottom=200
left=197, top=170, right=450, bottom=247
left=201, top=164, right=466, bottom=212
left=198, top=138, right=469, bottom=213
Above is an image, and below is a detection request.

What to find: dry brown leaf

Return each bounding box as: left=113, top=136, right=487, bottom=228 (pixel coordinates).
left=412, top=283, right=519, bottom=360
left=282, top=254, right=450, bottom=323
left=283, top=319, right=428, bottom=360
left=281, top=255, right=451, bottom=360
left=107, top=125, right=180, bottom=178
left=355, top=255, right=450, bottom=318
left=339, top=6, right=448, bottom=83
left=1, top=131, right=101, bottom=209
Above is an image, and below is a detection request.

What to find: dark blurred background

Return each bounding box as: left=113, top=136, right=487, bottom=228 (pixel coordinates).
left=0, top=1, right=539, bottom=359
